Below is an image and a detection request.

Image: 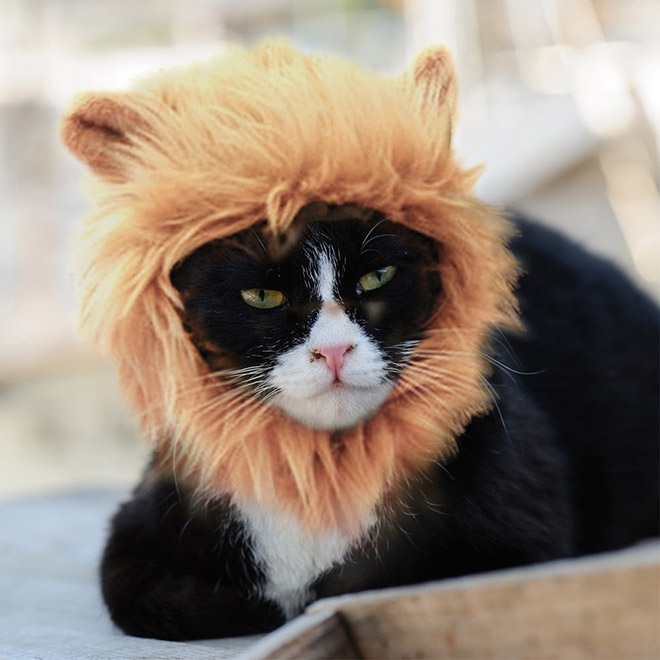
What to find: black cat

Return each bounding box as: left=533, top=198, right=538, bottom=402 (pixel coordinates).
left=100, top=209, right=659, bottom=640
left=59, top=40, right=659, bottom=641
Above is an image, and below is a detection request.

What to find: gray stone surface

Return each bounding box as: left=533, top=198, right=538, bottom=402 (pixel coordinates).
left=0, top=489, right=261, bottom=660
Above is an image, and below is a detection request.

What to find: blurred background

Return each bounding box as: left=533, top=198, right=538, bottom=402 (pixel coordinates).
left=1, top=0, right=659, bottom=501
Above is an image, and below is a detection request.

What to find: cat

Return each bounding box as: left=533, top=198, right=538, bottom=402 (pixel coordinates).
left=98, top=204, right=659, bottom=640
left=60, top=41, right=659, bottom=641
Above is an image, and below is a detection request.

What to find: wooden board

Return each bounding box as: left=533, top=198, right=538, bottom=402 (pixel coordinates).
left=246, top=542, right=660, bottom=660
left=241, top=610, right=359, bottom=660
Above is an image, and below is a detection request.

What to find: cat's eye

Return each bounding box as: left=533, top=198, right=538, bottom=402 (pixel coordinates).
left=356, top=265, right=397, bottom=294
left=241, top=288, right=286, bottom=309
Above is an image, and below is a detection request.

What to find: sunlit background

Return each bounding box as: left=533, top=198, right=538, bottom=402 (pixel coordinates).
left=1, top=0, right=659, bottom=500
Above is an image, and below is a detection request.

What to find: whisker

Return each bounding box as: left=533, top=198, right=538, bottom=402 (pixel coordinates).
left=492, top=326, right=523, bottom=368
left=184, top=386, right=253, bottom=418
left=360, top=233, right=399, bottom=253
left=252, top=229, right=268, bottom=253
left=401, top=361, right=480, bottom=385
left=359, top=219, right=386, bottom=252
left=482, top=353, right=546, bottom=377
left=479, top=375, right=511, bottom=442
left=433, top=459, right=455, bottom=482
left=395, top=369, right=472, bottom=402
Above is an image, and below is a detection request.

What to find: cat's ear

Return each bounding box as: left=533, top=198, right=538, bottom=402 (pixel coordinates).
left=407, top=46, right=458, bottom=144
left=61, top=91, right=153, bottom=181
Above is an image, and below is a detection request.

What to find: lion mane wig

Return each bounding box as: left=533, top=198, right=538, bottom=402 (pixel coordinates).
left=61, top=40, right=518, bottom=533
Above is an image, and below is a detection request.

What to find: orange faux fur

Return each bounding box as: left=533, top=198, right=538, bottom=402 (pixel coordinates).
left=62, top=40, right=519, bottom=532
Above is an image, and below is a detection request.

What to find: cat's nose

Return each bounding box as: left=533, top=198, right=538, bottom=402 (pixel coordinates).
left=313, top=344, right=354, bottom=381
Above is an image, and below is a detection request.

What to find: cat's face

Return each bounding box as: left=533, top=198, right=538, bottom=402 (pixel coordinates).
left=171, top=208, right=441, bottom=430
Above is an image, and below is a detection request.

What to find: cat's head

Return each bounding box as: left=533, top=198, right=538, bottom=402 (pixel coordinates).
left=170, top=206, right=441, bottom=431
left=61, top=40, right=519, bottom=527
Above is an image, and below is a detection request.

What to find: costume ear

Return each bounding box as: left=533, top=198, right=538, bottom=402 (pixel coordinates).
left=408, top=46, right=458, bottom=143
left=61, top=92, right=152, bottom=181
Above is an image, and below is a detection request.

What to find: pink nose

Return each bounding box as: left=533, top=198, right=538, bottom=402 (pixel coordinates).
left=313, top=344, right=353, bottom=381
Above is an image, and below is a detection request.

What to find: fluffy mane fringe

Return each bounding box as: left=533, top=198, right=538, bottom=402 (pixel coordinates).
left=68, top=41, right=520, bottom=533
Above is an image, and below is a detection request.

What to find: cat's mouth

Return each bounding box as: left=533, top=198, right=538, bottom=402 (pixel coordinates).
left=286, top=379, right=385, bottom=398
left=270, top=380, right=394, bottom=431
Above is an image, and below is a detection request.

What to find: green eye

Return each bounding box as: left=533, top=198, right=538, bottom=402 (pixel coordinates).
left=241, top=288, right=286, bottom=309
left=357, top=265, right=397, bottom=293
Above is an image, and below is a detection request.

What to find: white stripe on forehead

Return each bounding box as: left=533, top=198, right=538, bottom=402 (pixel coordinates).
left=316, top=250, right=337, bottom=302
left=302, top=240, right=341, bottom=303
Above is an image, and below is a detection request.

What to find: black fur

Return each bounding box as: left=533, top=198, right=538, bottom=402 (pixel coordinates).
left=101, top=479, right=284, bottom=640
left=170, top=213, right=440, bottom=372
left=101, top=213, right=659, bottom=639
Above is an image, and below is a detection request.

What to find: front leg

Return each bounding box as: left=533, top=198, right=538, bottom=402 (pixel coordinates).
left=101, top=476, right=284, bottom=640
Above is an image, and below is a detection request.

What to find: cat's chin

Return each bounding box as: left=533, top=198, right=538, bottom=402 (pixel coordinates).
left=272, top=382, right=393, bottom=431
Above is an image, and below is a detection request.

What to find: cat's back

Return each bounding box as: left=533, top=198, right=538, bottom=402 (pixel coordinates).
left=506, top=215, right=659, bottom=552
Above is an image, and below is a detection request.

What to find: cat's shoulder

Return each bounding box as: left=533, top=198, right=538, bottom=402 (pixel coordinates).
left=509, top=213, right=658, bottom=320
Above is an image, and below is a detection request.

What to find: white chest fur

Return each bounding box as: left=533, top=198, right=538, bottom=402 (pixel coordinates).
left=238, top=503, right=368, bottom=618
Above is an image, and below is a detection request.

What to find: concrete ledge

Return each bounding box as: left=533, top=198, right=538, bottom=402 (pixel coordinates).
left=0, top=490, right=260, bottom=660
